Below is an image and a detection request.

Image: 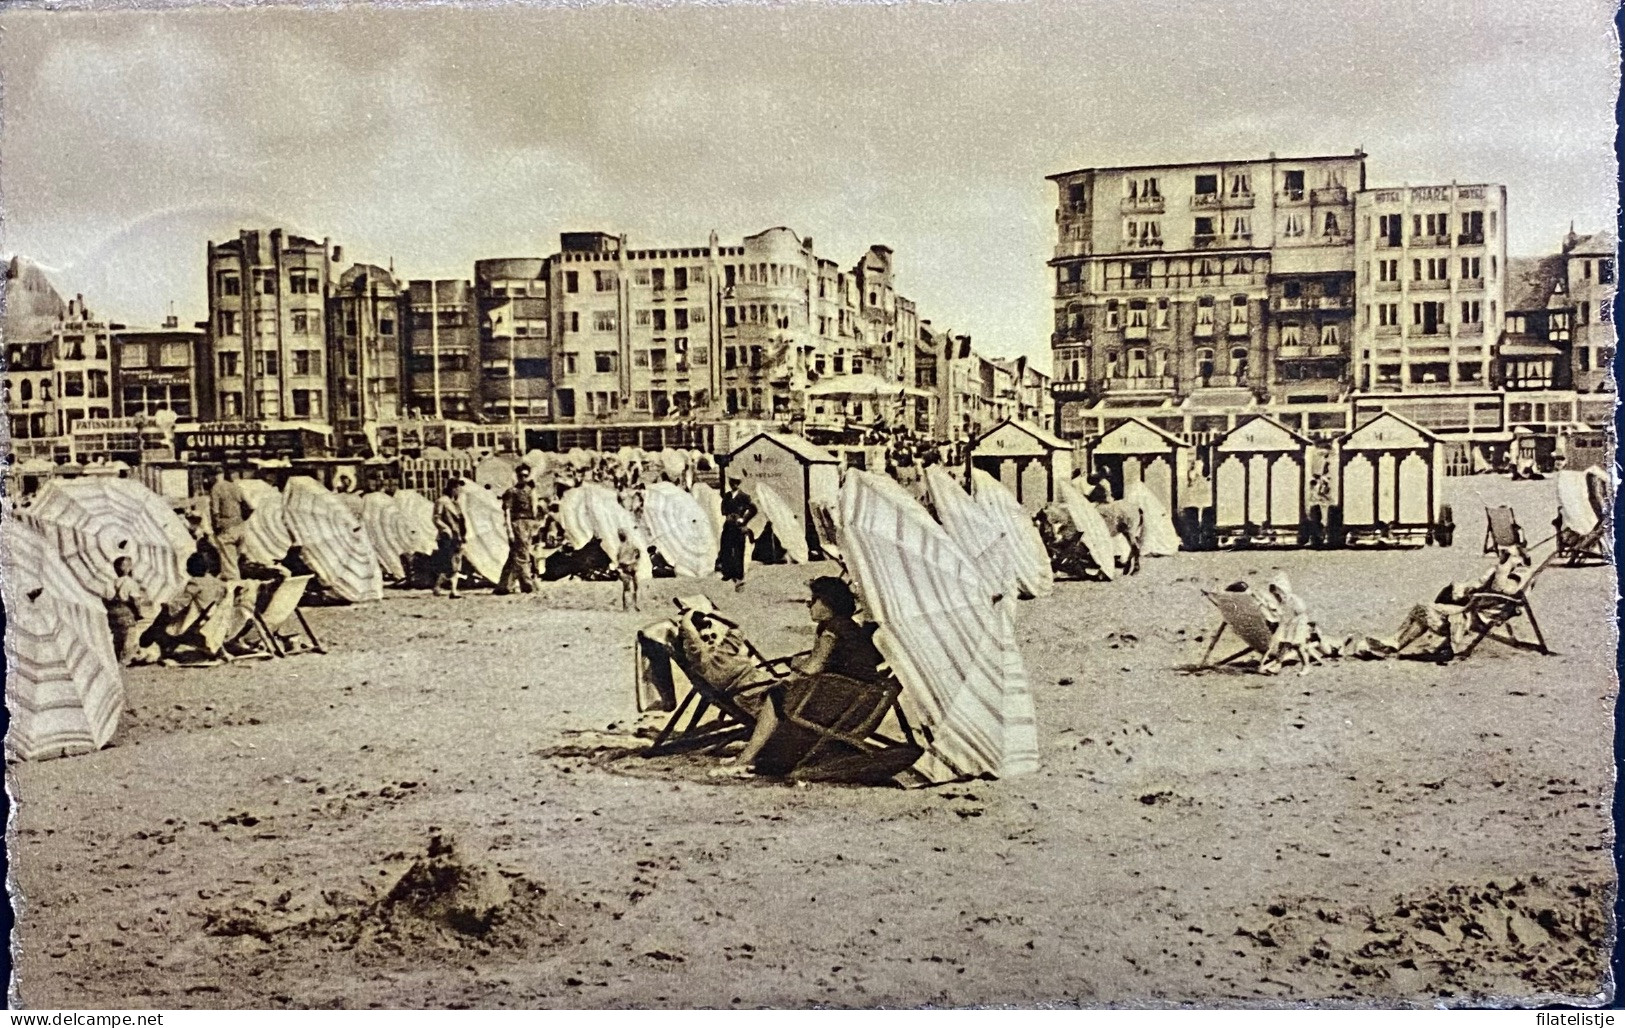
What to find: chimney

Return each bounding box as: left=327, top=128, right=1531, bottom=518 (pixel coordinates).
left=163, top=314, right=179, bottom=329
left=332, top=245, right=343, bottom=264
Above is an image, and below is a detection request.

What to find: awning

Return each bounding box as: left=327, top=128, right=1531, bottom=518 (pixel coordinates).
left=807, top=374, right=933, bottom=399
left=1498, top=341, right=1563, bottom=358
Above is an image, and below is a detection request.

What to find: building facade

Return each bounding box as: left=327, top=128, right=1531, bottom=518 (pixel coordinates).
left=1351, top=183, right=1508, bottom=393
left=3, top=256, right=67, bottom=455
left=112, top=316, right=205, bottom=419
left=328, top=263, right=405, bottom=453
left=402, top=279, right=478, bottom=420
left=52, top=297, right=116, bottom=434
left=1560, top=229, right=1616, bottom=393
left=1048, top=152, right=1366, bottom=436
left=474, top=258, right=553, bottom=423
left=205, top=229, right=336, bottom=423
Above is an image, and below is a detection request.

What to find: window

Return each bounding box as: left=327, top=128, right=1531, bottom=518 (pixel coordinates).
left=595, top=351, right=616, bottom=374
left=160, top=342, right=190, bottom=366
left=1460, top=210, right=1484, bottom=241
left=1460, top=257, right=1481, bottom=281
left=218, top=273, right=241, bottom=297
left=291, top=389, right=321, bottom=418
left=675, top=309, right=689, bottom=331
left=221, top=391, right=243, bottom=416
left=62, top=371, right=84, bottom=397
left=594, top=270, right=616, bottom=292
left=219, top=351, right=240, bottom=377
left=1104, top=300, right=1121, bottom=330
left=593, top=310, right=616, bottom=333
left=561, top=353, right=578, bottom=375
left=1155, top=297, right=1170, bottom=328
left=1319, top=324, right=1341, bottom=349
left=569, top=311, right=580, bottom=333
left=1195, top=296, right=1215, bottom=328
left=1228, top=296, right=1248, bottom=329
left=1194, top=216, right=1216, bottom=239
left=1379, top=259, right=1399, bottom=282
left=725, top=306, right=737, bottom=328
left=1413, top=258, right=1423, bottom=282
left=1598, top=259, right=1616, bottom=284
left=1378, top=214, right=1403, bottom=245
left=652, top=309, right=667, bottom=332
left=1126, top=176, right=1161, bottom=200
left=255, top=269, right=277, bottom=295
left=1413, top=300, right=1446, bottom=335
left=1282, top=170, right=1305, bottom=199
left=1229, top=172, right=1251, bottom=197
left=292, top=311, right=310, bottom=335
left=218, top=310, right=239, bottom=336
left=689, top=306, right=706, bottom=325
left=1284, top=280, right=1302, bottom=299
left=1230, top=215, right=1251, bottom=238
left=555, top=389, right=576, bottom=418
left=1283, top=214, right=1306, bottom=238
left=1579, top=301, right=1591, bottom=325
left=634, top=269, right=651, bottom=286
left=1323, top=212, right=1341, bottom=236
left=650, top=349, right=669, bottom=372
left=1461, top=300, right=1481, bottom=326
left=651, top=268, right=665, bottom=291
left=121, top=343, right=149, bottom=369
left=1126, top=300, right=1148, bottom=329
left=255, top=351, right=279, bottom=377
left=1130, top=261, right=1151, bottom=286
left=1194, top=173, right=1218, bottom=196
left=1379, top=302, right=1400, bottom=327
left=674, top=267, right=688, bottom=291
left=293, top=350, right=321, bottom=376
left=635, top=309, right=652, bottom=328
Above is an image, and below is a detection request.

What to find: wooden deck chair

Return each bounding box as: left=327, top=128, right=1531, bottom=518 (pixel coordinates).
left=765, top=673, right=923, bottom=784
left=645, top=622, right=791, bottom=757
left=256, top=575, right=324, bottom=655
left=1483, top=506, right=1526, bottom=554
left=1195, top=589, right=1277, bottom=670
left=1452, top=575, right=1551, bottom=659
left=1554, top=517, right=1610, bottom=567
left=161, top=581, right=252, bottom=664
left=220, top=580, right=275, bottom=660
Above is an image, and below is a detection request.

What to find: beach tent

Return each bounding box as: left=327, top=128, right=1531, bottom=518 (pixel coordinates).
left=361, top=492, right=416, bottom=580
left=926, top=465, right=1019, bottom=601
left=838, top=471, right=1038, bottom=780
left=1057, top=479, right=1120, bottom=580
left=458, top=484, right=512, bottom=585
left=21, top=477, right=194, bottom=605
left=3, top=521, right=125, bottom=761
left=641, top=482, right=719, bottom=577
left=1210, top=415, right=1311, bottom=546
left=1335, top=412, right=1444, bottom=545
left=558, top=484, right=653, bottom=578
left=968, top=419, right=1076, bottom=513
left=970, top=469, right=1055, bottom=599
left=393, top=490, right=439, bottom=557
left=282, top=476, right=384, bottom=603
left=1088, top=417, right=1193, bottom=519
left=726, top=433, right=842, bottom=560
left=1125, top=480, right=1182, bottom=556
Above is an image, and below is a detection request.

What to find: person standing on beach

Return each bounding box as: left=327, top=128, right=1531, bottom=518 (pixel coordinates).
left=717, top=481, right=757, bottom=592
left=496, top=464, right=542, bottom=595
left=207, top=468, right=248, bottom=580
left=615, top=528, right=642, bottom=612
left=104, top=555, right=147, bottom=664
left=432, top=477, right=467, bottom=599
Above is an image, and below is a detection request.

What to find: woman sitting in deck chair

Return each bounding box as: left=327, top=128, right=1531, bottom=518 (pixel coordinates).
left=1349, top=544, right=1532, bottom=660
left=711, top=576, right=889, bottom=779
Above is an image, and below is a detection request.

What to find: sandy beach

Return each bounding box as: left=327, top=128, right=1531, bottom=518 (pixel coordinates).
left=7, top=474, right=1616, bottom=1009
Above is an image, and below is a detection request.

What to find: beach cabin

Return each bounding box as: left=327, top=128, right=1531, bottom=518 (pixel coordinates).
left=968, top=419, right=1076, bottom=513
left=1210, top=416, right=1313, bottom=547
left=1088, top=417, right=1193, bottom=517
left=1335, top=411, right=1445, bottom=546
left=726, top=433, right=842, bottom=558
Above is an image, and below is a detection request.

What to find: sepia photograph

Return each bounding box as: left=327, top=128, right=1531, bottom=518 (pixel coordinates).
left=1, top=0, right=1619, bottom=1011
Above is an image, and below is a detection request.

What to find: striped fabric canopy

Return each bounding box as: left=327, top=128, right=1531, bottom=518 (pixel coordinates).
left=393, top=490, right=439, bottom=557
left=559, top=484, right=653, bottom=577
left=642, top=482, right=718, bottom=577
left=1557, top=470, right=1599, bottom=535
left=520, top=450, right=551, bottom=476
left=658, top=449, right=688, bottom=482
left=282, top=477, right=383, bottom=603
left=458, top=484, right=512, bottom=585
left=809, top=498, right=843, bottom=562
left=475, top=455, right=518, bottom=494
left=690, top=482, right=726, bottom=542
left=3, top=521, right=125, bottom=761
left=1125, top=481, right=1181, bottom=556
left=926, top=466, right=1018, bottom=602
left=239, top=495, right=294, bottom=569
left=361, top=492, right=415, bottom=580
left=747, top=481, right=809, bottom=564
left=970, top=470, right=1054, bottom=599
left=237, top=478, right=281, bottom=511
left=1058, top=479, right=1119, bottom=581
left=838, top=471, right=1039, bottom=779
left=22, top=477, right=194, bottom=605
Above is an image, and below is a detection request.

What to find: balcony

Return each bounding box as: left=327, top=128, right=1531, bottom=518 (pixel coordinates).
left=1271, top=297, right=1305, bottom=312
left=1458, top=277, right=1484, bottom=291
left=1190, top=193, right=1223, bottom=210
left=1192, top=233, right=1221, bottom=249
left=1120, top=196, right=1165, bottom=213
left=1056, top=279, right=1085, bottom=297
left=1311, top=186, right=1348, bottom=204
left=1414, top=234, right=1452, bottom=248
left=1279, top=343, right=1348, bottom=360
left=1124, top=323, right=1149, bottom=340
left=1124, top=237, right=1165, bottom=251
left=1194, top=322, right=1214, bottom=338
left=1227, top=322, right=1251, bottom=337
left=1411, top=278, right=1450, bottom=292
left=1375, top=280, right=1401, bottom=292
left=1227, top=191, right=1256, bottom=208
left=1051, top=328, right=1090, bottom=345
left=1458, top=232, right=1485, bottom=246
left=1458, top=322, right=1484, bottom=336
left=1276, top=189, right=1308, bottom=205
left=1192, top=373, right=1247, bottom=389
left=1101, top=375, right=1174, bottom=393
left=1318, top=295, right=1353, bottom=310
left=1050, top=377, right=1090, bottom=395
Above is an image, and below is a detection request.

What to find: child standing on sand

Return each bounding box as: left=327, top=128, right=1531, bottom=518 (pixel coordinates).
left=615, top=528, right=642, bottom=612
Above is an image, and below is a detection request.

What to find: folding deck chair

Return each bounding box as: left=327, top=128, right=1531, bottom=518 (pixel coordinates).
left=1194, top=589, right=1277, bottom=671
left=758, top=672, right=923, bottom=784
left=1451, top=576, right=1551, bottom=659
left=644, top=620, right=791, bottom=757
left=1553, top=516, right=1610, bottom=568
left=1482, top=506, right=1526, bottom=554
left=257, top=575, right=324, bottom=655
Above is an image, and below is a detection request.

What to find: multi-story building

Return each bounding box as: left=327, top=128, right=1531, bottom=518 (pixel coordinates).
left=474, top=258, right=552, bottom=423
left=402, top=279, right=477, bottom=420
left=328, top=263, right=405, bottom=453
left=112, top=315, right=205, bottom=419
left=544, top=227, right=925, bottom=433
left=3, top=256, right=66, bottom=455
left=205, top=229, right=336, bottom=423
left=1048, top=152, right=1365, bottom=435
left=993, top=356, right=1053, bottom=430
left=1352, top=183, right=1508, bottom=393
left=1559, top=229, right=1616, bottom=392
left=52, top=297, right=116, bottom=434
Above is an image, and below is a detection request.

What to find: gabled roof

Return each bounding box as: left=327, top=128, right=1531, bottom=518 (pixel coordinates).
left=971, top=418, right=1072, bottom=453
left=730, top=431, right=840, bottom=464
left=1339, top=410, right=1440, bottom=449
left=1565, top=229, right=1617, bottom=258
left=1215, top=414, right=1311, bottom=452
left=1094, top=416, right=1189, bottom=453
left=1507, top=254, right=1568, bottom=310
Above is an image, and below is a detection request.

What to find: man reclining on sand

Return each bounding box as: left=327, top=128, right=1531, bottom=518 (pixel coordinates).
left=1347, top=544, right=1532, bottom=660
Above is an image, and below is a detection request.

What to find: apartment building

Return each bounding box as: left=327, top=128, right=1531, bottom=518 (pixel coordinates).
left=328, top=264, right=405, bottom=453
left=205, top=229, right=336, bottom=423
left=402, top=279, right=478, bottom=420
left=3, top=256, right=66, bottom=454
left=112, top=315, right=205, bottom=419
left=1352, top=183, right=1508, bottom=393
left=52, top=297, right=116, bottom=434
left=1560, top=229, right=1616, bottom=392
left=474, top=258, right=552, bottom=423
left=1048, top=152, right=1365, bottom=435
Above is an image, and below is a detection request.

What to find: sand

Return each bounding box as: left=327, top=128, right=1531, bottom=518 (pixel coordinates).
left=6, top=475, right=1617, bottom=1008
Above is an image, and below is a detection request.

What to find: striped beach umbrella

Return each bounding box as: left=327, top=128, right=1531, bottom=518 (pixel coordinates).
left=361, top=492, right=415, bottom=580
left=745, top=481, right=809, bottom=564
left=690, top=482, right=726, bottom=543
left=925, top=465, right=1018, bottom=601
left=21, top=477, right=193, bottom=605
left=838, top=471, right=1038, bottom=779
left=642, top=482, right=718, bottom=577
left=237, top=478, right=281, bottom=511
left=3, top=521, right=125, bottom=761
left=457, top=484, right=511, bottom=585
left=393, top=490, right=439, bottom=557
left=970, top=470, right=1054, bottom=599
left=475, top=454, right=518, bottom=494
left=239, top=494, right=295, bottom=569
left=1057, top=479, right=1120, bottom=580
left=282, top=477, right=383, bottom=603
left=558, top=484, right=651, bottom=577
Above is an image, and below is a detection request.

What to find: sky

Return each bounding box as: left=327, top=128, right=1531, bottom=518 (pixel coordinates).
left=1, top=0, right=1618, bottom=367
